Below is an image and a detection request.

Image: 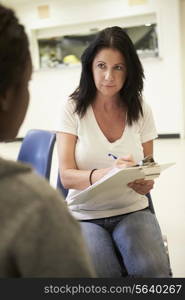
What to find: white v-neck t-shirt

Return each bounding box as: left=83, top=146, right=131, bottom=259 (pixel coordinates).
left=56, top=99, right=158, bottom=220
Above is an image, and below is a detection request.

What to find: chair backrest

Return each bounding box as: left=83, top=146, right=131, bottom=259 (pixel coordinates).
left=146, top=192, right=155, bottom=214
left=17, top=129, right=56, bottom=180
left=57, top=172, right=69, bottom=197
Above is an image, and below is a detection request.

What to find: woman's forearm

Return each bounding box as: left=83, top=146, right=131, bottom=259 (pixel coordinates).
left=60, top=154, right=136, bottom=190
left=60, top=167, right=112, bottom=190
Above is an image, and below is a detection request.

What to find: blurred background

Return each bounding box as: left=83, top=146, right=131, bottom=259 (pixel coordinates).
left=1, top=0, right=184, bottom=138
left=0, top=0, right=185, bottom=277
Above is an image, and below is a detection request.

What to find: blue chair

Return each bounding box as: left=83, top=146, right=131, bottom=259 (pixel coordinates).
left=57, top=173, right=68, bottom=197
left=17, top=129, right=56, bottom=180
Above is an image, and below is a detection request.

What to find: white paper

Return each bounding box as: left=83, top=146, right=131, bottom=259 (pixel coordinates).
left=69, top=162, right=175, bottom=206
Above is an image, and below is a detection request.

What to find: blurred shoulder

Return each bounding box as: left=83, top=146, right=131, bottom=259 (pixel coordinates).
left=0, top=157, right=66, bottom=213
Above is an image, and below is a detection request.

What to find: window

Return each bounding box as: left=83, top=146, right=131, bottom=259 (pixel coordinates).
left=38, top=24, right=158, bottom=69
left=125, top=24, right=158, bottom=58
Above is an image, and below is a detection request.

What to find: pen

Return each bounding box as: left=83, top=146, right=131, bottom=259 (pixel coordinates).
left=108, top=153, right=155, bottom=166
left=108, top=153, right=138, bottom=166
left=108, top=153, right=118, bottom=160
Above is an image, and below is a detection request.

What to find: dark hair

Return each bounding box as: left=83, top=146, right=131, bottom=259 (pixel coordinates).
left=70, top=26, right=144, bottom=125
left=0, top=4, right=29, bottom=94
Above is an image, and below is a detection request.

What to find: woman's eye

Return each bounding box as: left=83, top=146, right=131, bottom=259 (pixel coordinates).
left=97, top=63, right=105, bottom=69
left=115, top=65, right=123, bottom=70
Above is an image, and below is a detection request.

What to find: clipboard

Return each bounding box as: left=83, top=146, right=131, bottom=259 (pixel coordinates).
left=68, top=162, right=175, bottom=206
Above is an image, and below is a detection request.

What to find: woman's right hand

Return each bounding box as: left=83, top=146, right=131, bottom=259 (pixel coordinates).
left=114, top=154, right=136, bottom=169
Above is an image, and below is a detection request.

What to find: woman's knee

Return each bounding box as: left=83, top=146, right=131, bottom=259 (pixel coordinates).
left=133, top=252, right=171, bottom=277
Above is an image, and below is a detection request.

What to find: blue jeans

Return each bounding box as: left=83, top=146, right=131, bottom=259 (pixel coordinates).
left=80, top=208, right=172, bottom=277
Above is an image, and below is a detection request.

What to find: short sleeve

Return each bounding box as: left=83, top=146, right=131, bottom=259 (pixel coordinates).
left=139, top=101, right=158, bottom=143
left=56, top=99, right=78, bottom=135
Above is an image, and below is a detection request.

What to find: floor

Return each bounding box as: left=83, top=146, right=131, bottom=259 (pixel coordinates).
left=0, top=137, right=185, bottom=277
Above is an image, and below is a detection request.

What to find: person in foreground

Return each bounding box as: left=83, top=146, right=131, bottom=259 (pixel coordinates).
left=0, top=4, right=95, bottom=278
left=56, top=26, right=171, bottom=277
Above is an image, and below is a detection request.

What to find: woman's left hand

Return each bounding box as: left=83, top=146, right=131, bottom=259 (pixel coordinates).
left=127, top=179, right=154, bottom=195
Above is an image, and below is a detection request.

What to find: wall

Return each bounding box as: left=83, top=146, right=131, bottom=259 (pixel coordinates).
left=180, top=0, right=185, bottom=138
left=4, top=0, right=183, bottom=137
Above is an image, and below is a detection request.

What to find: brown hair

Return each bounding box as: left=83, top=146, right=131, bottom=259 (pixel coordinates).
left=71, top=26, right=144, bottom=125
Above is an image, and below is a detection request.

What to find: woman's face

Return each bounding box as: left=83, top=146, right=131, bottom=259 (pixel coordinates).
left=0, top=57, right=32, bottom=140
left=92, top=48, right=127, bottom=99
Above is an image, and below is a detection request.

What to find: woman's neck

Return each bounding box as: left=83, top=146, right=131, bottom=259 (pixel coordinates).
left=93, top=94, right=122, bottom=112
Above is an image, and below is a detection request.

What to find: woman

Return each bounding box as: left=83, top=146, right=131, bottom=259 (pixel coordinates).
left=56, top=26, right=171, bottom=277
left=0, top=4, right=95, bottom=278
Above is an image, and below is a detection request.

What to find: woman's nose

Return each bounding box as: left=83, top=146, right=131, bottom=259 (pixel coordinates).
left=105, top=70, right=114, bottom=81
